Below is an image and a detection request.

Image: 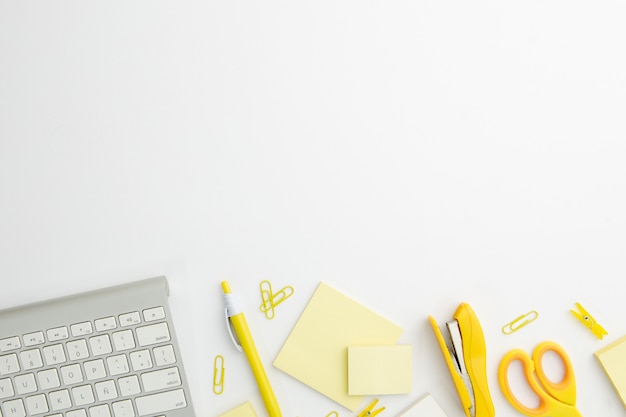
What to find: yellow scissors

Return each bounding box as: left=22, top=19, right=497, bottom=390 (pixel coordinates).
left=498, top=341, right=583, bottom=417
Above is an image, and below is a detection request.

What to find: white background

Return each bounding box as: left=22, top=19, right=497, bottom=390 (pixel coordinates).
left=2, top=1, right=626, bottom=416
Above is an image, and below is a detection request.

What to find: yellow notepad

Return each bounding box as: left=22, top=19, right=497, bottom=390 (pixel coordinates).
left=218, top=401, right=258, bottom=417
left=348, top=345, right=412, bottom=395
left=595, top=335, right=626, bottom=408
left=273, top=282, right=403, bottom=411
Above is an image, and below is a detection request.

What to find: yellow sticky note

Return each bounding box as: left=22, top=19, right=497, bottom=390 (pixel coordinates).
left=397, top=394, right=449, bottom=417
left=595, top=335, right=626, bottom=408
left=348, top=345, right=412, bottom=395
left=273, top=282, right=403, bottom=411
left=218, top=401, right=258, bottom=417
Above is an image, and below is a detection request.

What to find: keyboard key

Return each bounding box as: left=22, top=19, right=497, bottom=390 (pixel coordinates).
left=47, top=327, right=69, bottom=342
left=0, top=377, right=15, bottom=399
left=135, top=389, right=186, bottom=416
left=72, top=384, right=95, bottom=406
left=89, top=335, right=112, bottom=356
left=136, top=323, right=170, bottom=347
left=0, top=337, right=21, bottom=352
left=49, top=389, right=72, bottom=411
left=106, top=354, right=129, bottom=376
left=94, top=317, right=117, bottom=332
left=89, top=404, right=111, bottom=417
left=20, top=349, right=44, bottom=370
left=60, top=363, right=84, bottom=385
left=143, top=307, right=165, bottom=322
left=22, top=332, right=45, bottom=347
left=0, top=353, right=20, bottom=375
left=118, top=375, right=140, bottom=397
left=153, top=345, right=176, bottom=366
left=84, top=359, right=107, bottom=381
left=71, top=322, right=93, bottom=337
left=67, top=339, right=90, bottom=360
left=2, top=398, right=26, bottom=417
left=129, top=350, right=152, bottom=371
left=112, top=330, right=135, bottom=352
left=94, top=380, right=118, bottom=402
left=37, top=369, right=60, bottom=390
left=14, top=373, right=37, bottom=395
left=25, top=393, right=48, bottom=415
left=43, top=344, right=66, bottom=366
left=112, top=399, right=135, bottom=417
left=141, top=367, right=181, bottom=393
left=67, top=410, right=87, bottom=417
left=119, top=312, right=141, bottom=327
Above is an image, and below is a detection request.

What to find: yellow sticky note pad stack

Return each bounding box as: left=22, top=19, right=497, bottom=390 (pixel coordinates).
left=348, top=345, right=412, bottom=395
left=218, top=402, right=258, bottom=417
left=273, top=282, right=403, bottom=411
left=595, top=335, right=626, bottom=408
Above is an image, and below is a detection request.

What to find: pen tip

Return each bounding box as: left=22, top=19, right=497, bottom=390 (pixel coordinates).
left=221, top=281, right=231, bottom=293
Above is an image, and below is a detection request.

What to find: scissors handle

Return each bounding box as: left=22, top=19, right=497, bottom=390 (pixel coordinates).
left=532, top=341, right=576, bottom=406
left=498, top=342, right=581, bottom=417
left=499, top=349, right=552, bottom=416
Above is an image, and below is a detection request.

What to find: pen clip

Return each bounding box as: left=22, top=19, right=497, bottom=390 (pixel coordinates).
left=224, top=308, right=243, bottom=352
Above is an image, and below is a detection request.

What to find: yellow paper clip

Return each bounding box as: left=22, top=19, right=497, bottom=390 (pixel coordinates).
left=501, top=310, right=539, bottom=335
left=325, top=412, right=338, bottom=417
left=259, top=280, right=294, bottom=319
left=213, top=355, right=225, bottom=394
left=357, top=399, right=385, bottom=417
left=570, top=302, right=608, bottom=339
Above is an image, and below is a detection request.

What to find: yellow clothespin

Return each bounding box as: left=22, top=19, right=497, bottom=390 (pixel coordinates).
left=570, top=302, right=608, bottom=339
left=358, top=399, right=385, bottom=417
left=213, top=355, right=225, bottom=394
left=259, top=280, right=294, bottom=319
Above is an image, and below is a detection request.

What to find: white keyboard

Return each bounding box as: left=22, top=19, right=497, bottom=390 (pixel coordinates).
left=0, top=277, right=195, bottom=417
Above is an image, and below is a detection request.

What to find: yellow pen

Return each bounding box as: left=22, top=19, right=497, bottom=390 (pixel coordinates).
left=221, top=281, right=282, bottom=417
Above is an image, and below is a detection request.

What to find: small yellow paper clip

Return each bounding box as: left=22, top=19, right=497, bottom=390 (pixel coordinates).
left=259, top=280, right=294, bottom=319
left=570, top=302, right=608, bottom=339
left=213, top=355, right=225, bottom=394
left=502, top=310, right=539, bottom=335
left=358, top=399, right=385, bottom=417
left=325, top=412, right=338, bottom=417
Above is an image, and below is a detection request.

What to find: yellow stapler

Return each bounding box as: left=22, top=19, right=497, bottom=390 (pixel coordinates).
left=429, top=303, right=495, bottom=417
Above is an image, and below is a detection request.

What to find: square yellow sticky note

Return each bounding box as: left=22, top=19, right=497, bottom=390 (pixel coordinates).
left=348, top=345, right=412, bottom=395
left=273, top=282, right=403, bottom=411
left=397, top=394, right=449, bottom=417
left=218, top=401, right=258, bottom=417
left=595, top=335, right=626, bottom=408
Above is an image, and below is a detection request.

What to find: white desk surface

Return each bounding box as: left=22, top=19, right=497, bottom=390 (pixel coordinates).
left=2, top=1, right=626, bottom=416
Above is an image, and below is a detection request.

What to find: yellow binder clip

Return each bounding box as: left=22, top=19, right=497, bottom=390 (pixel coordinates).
left=213, top=355, right=225, bottom=394
left=259, top=280, right=294, bottom=319
left=357, top=399, right=385, bottom=417
left=501, top=310, right=539, bottom=335
left=570, top=302, right=608, bottom=339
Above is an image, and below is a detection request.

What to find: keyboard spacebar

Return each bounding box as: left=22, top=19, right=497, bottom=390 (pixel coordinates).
left=135, top=389, right=187, bottom=416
